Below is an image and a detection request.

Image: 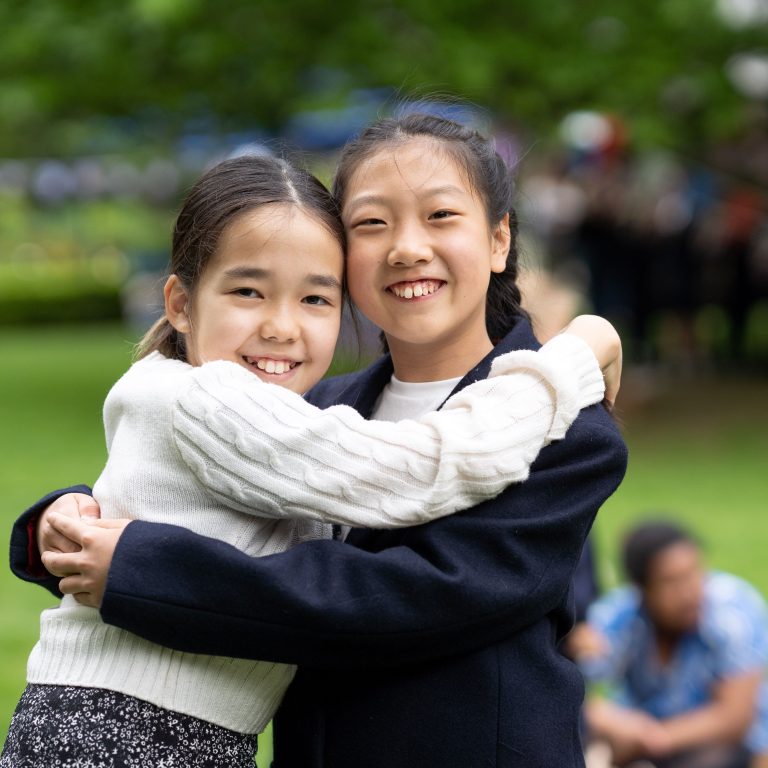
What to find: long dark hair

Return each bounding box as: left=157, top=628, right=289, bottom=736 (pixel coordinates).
left=136, top=155, right=344, bottom=361
left=332, top=113, right=528, bottom=343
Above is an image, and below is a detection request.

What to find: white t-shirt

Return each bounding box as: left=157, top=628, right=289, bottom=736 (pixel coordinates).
left=372, top=374, right=463, bottom=422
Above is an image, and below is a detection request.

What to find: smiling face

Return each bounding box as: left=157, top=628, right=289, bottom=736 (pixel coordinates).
left=165, top=203, right=344, bottom=394
left=342, top=138, right=510, bottom=381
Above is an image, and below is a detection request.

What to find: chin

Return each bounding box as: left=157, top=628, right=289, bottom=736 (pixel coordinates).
left=676, top=612, right=701, bottom=633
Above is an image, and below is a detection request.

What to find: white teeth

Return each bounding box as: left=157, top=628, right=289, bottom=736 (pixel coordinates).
left=391, top=280, right=438, bottom=299
left=249, top=358, right=295, bottom=374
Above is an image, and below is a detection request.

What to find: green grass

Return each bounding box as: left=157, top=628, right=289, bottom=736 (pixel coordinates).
left=1, top=324, right=767, bottom=762
left=593, top=371, right=768, bottom=593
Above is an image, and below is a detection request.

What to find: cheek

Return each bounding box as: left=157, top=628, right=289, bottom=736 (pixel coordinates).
left=197, top=306, right=249, bottom=353
left=311, top=315, right=342, bottom=363
left=201, top=307, right=236, bottom=337
left=346, top=260, right=373, bottom=309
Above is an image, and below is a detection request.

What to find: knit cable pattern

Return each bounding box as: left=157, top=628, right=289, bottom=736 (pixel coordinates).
left=172, top=334, right=604, bottom=530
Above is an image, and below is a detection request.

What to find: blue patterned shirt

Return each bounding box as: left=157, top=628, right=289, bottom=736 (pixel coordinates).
left=580, top=571, right=768, bottom=752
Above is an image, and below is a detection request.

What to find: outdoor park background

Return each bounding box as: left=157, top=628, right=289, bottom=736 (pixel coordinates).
left=1, top=1, right=768, bottom=764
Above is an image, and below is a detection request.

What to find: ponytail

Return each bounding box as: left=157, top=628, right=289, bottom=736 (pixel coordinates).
left=487, top=206, right=527, bottom=342
left=134, top=315, right=187, bottom=362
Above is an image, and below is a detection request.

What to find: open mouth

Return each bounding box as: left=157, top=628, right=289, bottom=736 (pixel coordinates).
left=243, top=356, right=299, bottom=375
left=388, top=279, right=444, bottom=299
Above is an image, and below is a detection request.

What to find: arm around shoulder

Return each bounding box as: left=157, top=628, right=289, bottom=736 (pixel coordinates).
left=101, top=408, right=627, bottom=669
left=173, top=337, right=605, bottom=529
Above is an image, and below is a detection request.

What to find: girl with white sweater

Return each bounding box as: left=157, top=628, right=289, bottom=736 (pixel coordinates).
left=1, top=154, right=619, bottom=767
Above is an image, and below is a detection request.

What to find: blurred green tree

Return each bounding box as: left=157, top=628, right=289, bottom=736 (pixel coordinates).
left=0, top=0, right=765, bottom=156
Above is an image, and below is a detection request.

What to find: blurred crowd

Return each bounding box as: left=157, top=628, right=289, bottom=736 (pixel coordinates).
left=2, top=110, right=767, bottom=371
left=519, top=123, right=768, bottom=369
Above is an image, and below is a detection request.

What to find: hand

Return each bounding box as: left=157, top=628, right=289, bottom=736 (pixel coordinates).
left=601, top=353, right=622, bottom=411
left=586, top=699, right=664, bottom=763
left=37, top=493, right=101, bottom=557
left=562, top=622, right=609, bottom=661
left=637, top=720, right=674, bottom=757
left=561, top=315, right=622, bottom=408
left=611, top=711, right=668, bottom=762
left=40, top=513, right=130, bottom=608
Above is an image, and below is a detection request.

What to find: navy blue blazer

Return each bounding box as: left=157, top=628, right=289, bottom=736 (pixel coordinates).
left=11, top=318, right=627, bottom=767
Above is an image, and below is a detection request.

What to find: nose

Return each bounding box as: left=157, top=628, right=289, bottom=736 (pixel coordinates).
left=260, top=303, right=300, bottom=343
left=387, top=223, right=433, bottom=267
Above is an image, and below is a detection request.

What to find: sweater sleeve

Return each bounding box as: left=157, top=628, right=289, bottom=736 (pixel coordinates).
left=172, top=333, right=604, bottom=529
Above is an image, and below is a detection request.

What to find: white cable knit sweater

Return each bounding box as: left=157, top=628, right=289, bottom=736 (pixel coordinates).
left=27, top=334, right=604, bottom=735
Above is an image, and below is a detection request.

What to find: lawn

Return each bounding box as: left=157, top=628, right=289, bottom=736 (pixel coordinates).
left=1, top=323, right=767, bottom=762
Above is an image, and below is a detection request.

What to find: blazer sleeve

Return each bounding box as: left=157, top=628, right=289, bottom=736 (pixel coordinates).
left=172, top=334, right=604, bottom=529
left=100, top=407, right=627, bottom=669
left=9, top=484, right=93, bottom=598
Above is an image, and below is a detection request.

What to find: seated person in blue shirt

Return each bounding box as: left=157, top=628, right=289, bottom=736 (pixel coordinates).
left=567, top=519, right=768, bottom=768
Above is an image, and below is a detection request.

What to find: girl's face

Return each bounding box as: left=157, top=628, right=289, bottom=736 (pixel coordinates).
left=342, top=138, right=509, bottom=380
left=165, top=204, right=344, bottom=395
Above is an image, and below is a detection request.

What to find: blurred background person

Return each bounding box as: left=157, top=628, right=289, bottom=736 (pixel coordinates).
left=568, top=519, right=768, bottom=768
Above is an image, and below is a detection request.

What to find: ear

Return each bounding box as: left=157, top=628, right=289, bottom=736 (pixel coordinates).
left=490, top=213, right=511, bottom=274
left=163, top=275, right=191, bottom=333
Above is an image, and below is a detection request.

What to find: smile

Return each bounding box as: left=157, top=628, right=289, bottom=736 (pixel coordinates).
left=388, top=280, right=444, bottom=299
left=243, top=356, right=299, bottom=375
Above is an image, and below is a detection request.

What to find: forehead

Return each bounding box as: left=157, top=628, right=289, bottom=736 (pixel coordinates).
left=345, top=137, right=477, bottom=200
left=210, top=203, right=343, bottom=277
left=647, top=541, right=702, bottom=583
left=218, top=204, right=339, bottom=253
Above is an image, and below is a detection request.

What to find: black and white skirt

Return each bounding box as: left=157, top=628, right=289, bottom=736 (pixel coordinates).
left=0, top=684, right=259, bottom=767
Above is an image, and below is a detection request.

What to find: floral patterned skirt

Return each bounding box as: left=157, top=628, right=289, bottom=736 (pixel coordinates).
left=0, top=684, right=258, bottom=767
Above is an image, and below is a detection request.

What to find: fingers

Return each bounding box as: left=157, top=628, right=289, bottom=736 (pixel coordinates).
left=47, top=512, right=88, bottom=547
left=69, top=592, right=101, bottom=609
left=57, top=575, right=102, bottom=608
left=76, top=495, right=102, bottom=520
left=602, top=355, right=623, bottom=409
left=41, top=550, right=84, bottom=578
left=37, top=493, right=101, bottom=555
left=38, top=519, right=82, bottom=555
left=44, top=518, right=126, bottom=608
left=85, top=518, right=132, bottom=531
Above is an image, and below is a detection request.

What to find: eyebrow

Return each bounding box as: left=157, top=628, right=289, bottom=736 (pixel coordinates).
left=345, top=185, right=466, bottom=216
left=222, top=266, right=270, bottom=280
left=222, top=266, right=341, bottom=290
left=306, top=274, right=343, bottom=290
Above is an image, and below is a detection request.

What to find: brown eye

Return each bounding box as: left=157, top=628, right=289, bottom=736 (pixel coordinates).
left=303, top=295, right=330, bottom=306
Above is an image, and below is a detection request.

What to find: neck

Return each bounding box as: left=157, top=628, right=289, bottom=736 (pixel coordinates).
left=654, top=628, right=682, bottom=664
left=387, top=334, right=495, bottom=382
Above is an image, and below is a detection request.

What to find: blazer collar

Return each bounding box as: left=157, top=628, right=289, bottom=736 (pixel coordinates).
left=331, top=354, right=394, bottom=417
left=438, top=317, right=539, bottom=407
left=336, top=316, right=538, bottom=416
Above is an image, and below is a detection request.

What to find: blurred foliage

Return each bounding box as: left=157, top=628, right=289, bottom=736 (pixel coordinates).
left=1, top=0, right=766, bottom=157
left=0, top=193, right=171, bottom=324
